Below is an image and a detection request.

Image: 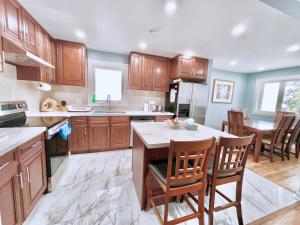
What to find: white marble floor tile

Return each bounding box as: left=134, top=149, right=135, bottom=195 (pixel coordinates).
left=24, top=149, right=299, bottom=225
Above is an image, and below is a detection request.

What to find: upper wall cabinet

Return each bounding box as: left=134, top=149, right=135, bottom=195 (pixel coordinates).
left=0, top=0, right=23, bottom=47
left=21, top=9, right=38, bottom=54
left=56, top=40, right=87, bottom=86
left=170, top=55, right=208, bottom=81
left=128, top=52, right=169, bottom=92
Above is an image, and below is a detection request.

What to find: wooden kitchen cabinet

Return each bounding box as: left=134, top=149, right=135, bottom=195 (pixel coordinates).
left=170, top=55, right=208, bottom=81
left=0, top=0, right=23, bottom=48
left=89, top=123, right=110, bottom=152
left=129, top=53, right=143, bottom=90
left=153, top=57, right=169, bottom=91
left=19, top=142, right=47, bottom=218
left=56, top=40, right=87, bottom=86
left=21, top=9, right=38, bottom=54
left=129, top=52, right=169, bottom=91
left=0, top=151, right=22, bottom=225
left=110, top=123, right=130, bottom=149
left=154, top=115, right=173, bottom=122
left=69, top=123, right=88, bottom=154
left=141, top=55, right=154, bottom=90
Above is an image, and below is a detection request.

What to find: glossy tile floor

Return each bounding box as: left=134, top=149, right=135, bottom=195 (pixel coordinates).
left=23, top=150, right=300, bottom=225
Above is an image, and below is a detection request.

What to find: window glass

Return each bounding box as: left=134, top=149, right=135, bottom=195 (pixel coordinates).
left=282, top=80, right=300, bottom=114
left=95, top=68, right=122, bottom=101
left=260, top=82, right=280, bottom=112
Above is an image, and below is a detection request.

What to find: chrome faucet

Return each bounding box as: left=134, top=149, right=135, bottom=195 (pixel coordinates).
left=107, top=94, right=112, bottom=112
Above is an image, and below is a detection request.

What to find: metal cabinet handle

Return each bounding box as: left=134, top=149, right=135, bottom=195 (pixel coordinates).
left=17, top=173, right=24, bottom=189
left=26, top=167, right=30, bottom=183
left=0, top=162, right=10, bottom=170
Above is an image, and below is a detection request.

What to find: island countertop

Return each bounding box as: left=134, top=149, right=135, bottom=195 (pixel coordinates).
left=131, top=122, right=235, bottom=149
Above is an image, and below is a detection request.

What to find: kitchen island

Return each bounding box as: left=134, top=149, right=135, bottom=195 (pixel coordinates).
left=131, top=122, right=235, bottom=210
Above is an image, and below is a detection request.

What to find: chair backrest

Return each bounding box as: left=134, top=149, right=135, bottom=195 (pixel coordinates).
left=288, top=119, right=300, bottom=144
left=212, top=135, right=254, bottom=178
left=228, top=110, right=244, bottom=136
left=272, top=115, right=295, bottom=146
left=275, top=111, right=295, bottom=124
left=166, top=138, right=216, bottom=187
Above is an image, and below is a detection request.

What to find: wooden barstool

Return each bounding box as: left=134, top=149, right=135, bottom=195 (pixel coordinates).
left=146, top=138, right=216, bottom=225
left=204, top=135, right=254, bottom=225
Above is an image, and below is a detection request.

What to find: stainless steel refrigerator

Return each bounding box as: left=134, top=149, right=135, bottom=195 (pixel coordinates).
left=165, top=81, right=209, bottom=124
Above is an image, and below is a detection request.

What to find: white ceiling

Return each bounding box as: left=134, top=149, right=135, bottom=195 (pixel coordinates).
left=19, top=0, right=300, bottom=73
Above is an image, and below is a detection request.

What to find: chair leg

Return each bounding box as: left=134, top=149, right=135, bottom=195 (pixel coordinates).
left=198, top=190, right=205, bottom=225
left=296, top=142, right=300, bottom=159
left=206, top=177, right=210, bottom=196
left=208, top=183, right=216, bottom=225
left=270, top=146, right=274, bottom=162
left=163, top=195, right=169, bottom=225
left=280, top=145, right=285, bottom=161
left=236, top=181, right=244, bottom=225
left=145, top=172, right=153, bottom=211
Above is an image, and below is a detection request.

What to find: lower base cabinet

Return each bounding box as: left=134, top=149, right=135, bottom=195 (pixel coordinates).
left=0, top=134, right=47, bottom=225
left=69, top=116, right=130, bottom=154
left=20, top=145, right=47, bottom=218
left=0, top=157, right=22, bottom=225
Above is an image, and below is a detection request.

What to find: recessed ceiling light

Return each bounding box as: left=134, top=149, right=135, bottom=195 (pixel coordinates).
left=165, top=0, right=177, bottom=15
left=183, top=50, right=193, bottom=58
left=139, top=41, right=147, bottom=50
left=229, top=60, right=237, bottom=66
left=75, top=29, right=86, bottom=39
left=258, top=66, right=265, bottom=71
left=231, top=23, right=246, bottom=37
left=286, top=44, right=300, bottom=53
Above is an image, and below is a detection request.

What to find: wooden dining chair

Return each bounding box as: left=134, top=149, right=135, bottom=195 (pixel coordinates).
left=285, top=119, right=300, bottom=160
left=228, top=110, right=244, bottom=136
left=146, top=138, right=216, bottom=225
left=262, top=115, right=295, bottom=162
left=274, top=111, right=295, bottom=124
left=204, top=135, right=255, bottom=225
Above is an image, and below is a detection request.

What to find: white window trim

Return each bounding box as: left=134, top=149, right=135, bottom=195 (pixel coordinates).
left=252, top=75, right=300, bottom=117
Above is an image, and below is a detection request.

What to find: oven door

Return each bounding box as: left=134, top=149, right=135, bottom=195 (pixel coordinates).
left=45, top=132, right=69, bottom=178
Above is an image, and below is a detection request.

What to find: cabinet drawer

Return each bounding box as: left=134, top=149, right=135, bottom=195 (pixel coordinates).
left=0, top=151, right=15, bottom=171
left=88, top=117, right=109, bottom=124
left=110, top=116, right=130, bottom=123
left=18, top=134, right=44, bottom=160
left=72, top=117, right=88, bottom=124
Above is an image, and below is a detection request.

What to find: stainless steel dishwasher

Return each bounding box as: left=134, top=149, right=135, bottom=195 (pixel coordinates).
left=130, top=116, right=154, bottom=147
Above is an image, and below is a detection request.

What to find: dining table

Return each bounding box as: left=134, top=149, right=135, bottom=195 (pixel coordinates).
left=222, top=120, right=280, bottom=162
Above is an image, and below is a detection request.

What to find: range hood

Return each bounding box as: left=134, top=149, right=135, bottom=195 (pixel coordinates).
left=1, top=37, right=54, bottom=69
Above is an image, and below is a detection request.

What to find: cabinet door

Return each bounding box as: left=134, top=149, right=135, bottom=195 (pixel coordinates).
left=22, top=9, right=38, bottom=54
left=192, top=58, right=208, bottom=80
left=110, top=123, right=130, bottom=149
left=56, top=41, right=86, bottom=86
left=1, top=0, right=23, bottom=46
left=69, top=124, right=88, bottom=154
left=179, top=57, right=192, bottom=76
left=153, top=57, right=169, bottom=91
left=0, top=161, right=22, bottom=225
left=88, top=123, right=110, bottom=152
left=20, top=145, right=47, bottom=218
left=141, top=55, right=154, bottom=90
left=128, top=53, right=142, bottom=90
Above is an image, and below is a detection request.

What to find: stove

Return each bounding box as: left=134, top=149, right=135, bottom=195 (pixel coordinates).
left=0, top=101, right=70, bottom=191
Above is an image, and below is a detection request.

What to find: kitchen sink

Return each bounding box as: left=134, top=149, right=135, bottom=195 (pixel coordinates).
left=91, top=110, right=126, bottom=114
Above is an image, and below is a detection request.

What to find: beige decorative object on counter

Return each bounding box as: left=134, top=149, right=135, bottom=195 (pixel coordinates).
left=40, top=98, right=68, bottom=112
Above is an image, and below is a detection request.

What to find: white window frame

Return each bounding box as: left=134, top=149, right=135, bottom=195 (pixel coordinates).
left=253, top=75, right=300, bottom=116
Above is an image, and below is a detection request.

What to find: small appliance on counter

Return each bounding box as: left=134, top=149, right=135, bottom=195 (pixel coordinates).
left=67, top=105, right=93, bottom=112
left=0, top=101, right=70, bottom=192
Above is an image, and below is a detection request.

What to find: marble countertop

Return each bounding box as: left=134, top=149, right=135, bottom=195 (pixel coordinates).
left=131, top=122, right=236, bottom=149
left=0, top=127, right=46, bottom=157
left=26, top=111, right=174, bottom=117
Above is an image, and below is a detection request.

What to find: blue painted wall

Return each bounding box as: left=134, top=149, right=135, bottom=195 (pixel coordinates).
left=88, top=49, right=128, bottom=64
left=244, top=66, right=300, bottom=121
left=205, top=69, right=247, bottom=129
